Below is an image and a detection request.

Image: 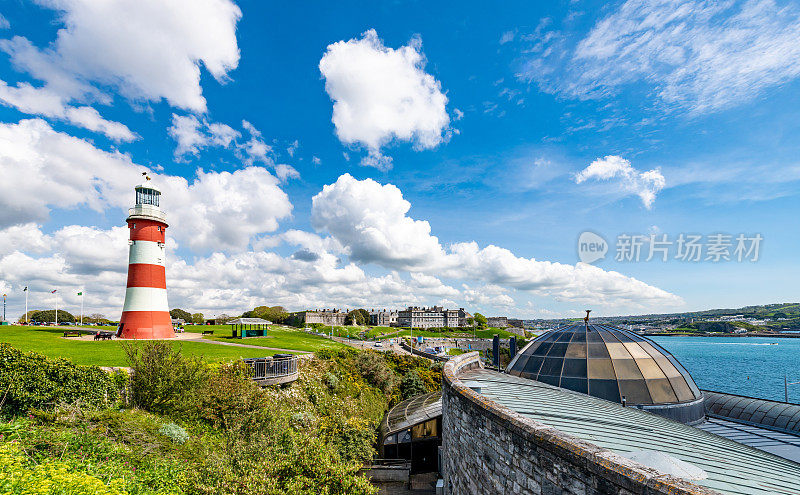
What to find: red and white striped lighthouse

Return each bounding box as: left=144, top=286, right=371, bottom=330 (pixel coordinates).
left=118, top=182, right=173, bottom=339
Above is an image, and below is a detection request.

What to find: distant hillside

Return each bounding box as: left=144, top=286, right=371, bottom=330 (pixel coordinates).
left=609, top=302, right=800, bottom=331
left=536, top=303, right=800, bottom=331
left=683, top=303, right=799, bottom=319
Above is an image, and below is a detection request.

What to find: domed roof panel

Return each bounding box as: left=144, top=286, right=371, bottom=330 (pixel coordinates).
left=507, top=323, right=703, bottom=409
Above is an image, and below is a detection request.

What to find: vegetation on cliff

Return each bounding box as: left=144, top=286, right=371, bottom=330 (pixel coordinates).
left=0, top=343, right=441, bottom=494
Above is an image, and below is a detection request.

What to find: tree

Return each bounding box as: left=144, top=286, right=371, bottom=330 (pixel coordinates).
left=192, top=313, right=205, bottom=324
left=18, top=311, right=37, bottom=323
left=215, top=313, right=234, bottom=324
left=356, top=308, right=370, bottom=324
left=244, top=305, right=287, bottom=323
left=170, top=308, right=192, bottom=321
left=30, top=310, right=75, bottom=324
left=399, top=371, right=427, bottom=400
left=345, top=309, right=367, bottom=326
left=473, top=313, right=487, bottom=328
left=85, top=313, right=111, bottom=324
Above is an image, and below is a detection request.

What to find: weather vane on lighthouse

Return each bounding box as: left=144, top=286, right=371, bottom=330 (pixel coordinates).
left=117, top=177, right=172, bottom=339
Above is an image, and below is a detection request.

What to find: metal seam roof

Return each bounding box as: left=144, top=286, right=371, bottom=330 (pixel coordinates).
left=460, top=368, right=800, bottom=495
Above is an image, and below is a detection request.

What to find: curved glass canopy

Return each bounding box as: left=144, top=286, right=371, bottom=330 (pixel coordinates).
left=506, top=324, right=701, bottom=406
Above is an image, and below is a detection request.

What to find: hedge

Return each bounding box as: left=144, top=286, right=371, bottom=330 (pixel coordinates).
left=0, top=343, right=119, bottom=414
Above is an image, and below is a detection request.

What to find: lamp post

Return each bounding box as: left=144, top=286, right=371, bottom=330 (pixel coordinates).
left=51, top=289, right=58, bottom=325
left=78, top=290, right=84, bottom=325
left=23, top=286, right=27, bottom=324
left=785, top=374, right=800, bottom=403
left=2, top=293, right=6, bottom=322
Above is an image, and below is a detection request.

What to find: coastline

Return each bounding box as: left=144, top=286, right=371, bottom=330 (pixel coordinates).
left=643, top=332, right=800, bottom=338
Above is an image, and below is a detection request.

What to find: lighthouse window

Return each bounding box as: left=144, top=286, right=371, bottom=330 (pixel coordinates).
left=135, top=188, right=161, bottom=207
left=157, top=226, right=161, bottom=231
left=132, top=223, right=136, bottom=229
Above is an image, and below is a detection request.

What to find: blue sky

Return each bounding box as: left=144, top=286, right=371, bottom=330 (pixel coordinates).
left=0, top=0, right=798, bottom=320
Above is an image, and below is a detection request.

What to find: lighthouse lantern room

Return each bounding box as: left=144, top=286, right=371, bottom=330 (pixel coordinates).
left=118, top=183, right=173, bottom=339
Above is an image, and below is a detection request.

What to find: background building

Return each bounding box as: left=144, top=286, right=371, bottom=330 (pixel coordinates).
left=487, top=316, right=508, bottom=328
left=288, top=309, right=347, bottom=326
left=370, top=309, right=398, bottom=326
left=397, top=306, right=469, bottom=328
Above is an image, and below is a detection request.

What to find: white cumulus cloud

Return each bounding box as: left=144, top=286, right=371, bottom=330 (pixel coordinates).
left=575, top=155, right=665, bottom=209
left=0, top=118, right=292, bottom=252
left=0, top=80, right=136, bottom=141
left=311, top=173, right=681, bottom=307
left=0, top=0, right=242, bottom=112
left=168, top=113, right=206, bottom=158
left=312, top=174, right=445, bottom=268
left=319, top=29, right=451, bottom=170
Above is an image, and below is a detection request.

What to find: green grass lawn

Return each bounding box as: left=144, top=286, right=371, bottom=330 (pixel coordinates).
left=202, top=325, right=347, bottom=352
left=0, top=326, right=281, bottom=367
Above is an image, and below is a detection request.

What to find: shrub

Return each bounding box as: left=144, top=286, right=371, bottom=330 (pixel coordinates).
left=17, top=407, right=190, bottom=494
left=158, top=423, right=188, bottom=444
left=196, top=361, right=272, bottom=433
left=354, top=351, right=396, bottom=394
left=399, top=371, right=427, bottom=400
left=122, top=341, right=209, bottom=416
left=189, top=429, right=377, bottom=495
left=0, top=442, right=128, bottom=495
left=324, top=372, right=339, bottom=390
left=0, top=344, right=119, bottom=414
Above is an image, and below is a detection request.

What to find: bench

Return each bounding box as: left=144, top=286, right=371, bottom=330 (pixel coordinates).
left=94, top=332, right=113, bottom=341
left=202, top=330, right=214, bottom=336
left=63, top=330, right=82, bottom=337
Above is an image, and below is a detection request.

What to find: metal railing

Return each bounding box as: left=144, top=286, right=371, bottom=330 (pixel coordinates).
left=244, top=355, right=298, bottom=380
left=128, top=204, right=167, bottom=222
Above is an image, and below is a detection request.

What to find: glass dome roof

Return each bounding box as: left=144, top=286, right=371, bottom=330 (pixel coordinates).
left=507, top=324, right=701, bottom=406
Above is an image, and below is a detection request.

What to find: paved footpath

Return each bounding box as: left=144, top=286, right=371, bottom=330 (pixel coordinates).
left=183, top=337, right=313, bottom=356
left=333, top=336, right=413, bottom=356
left=59, top=327, right=313, bottom=357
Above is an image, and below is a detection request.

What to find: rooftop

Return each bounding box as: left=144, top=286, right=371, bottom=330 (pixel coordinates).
left=383, top=390, right=442, bottom=437
left=227, top=318, right=272, bottom=325
left=459, top=367, right=800, bottom=494
left=507, top=324, right=702, bottom=408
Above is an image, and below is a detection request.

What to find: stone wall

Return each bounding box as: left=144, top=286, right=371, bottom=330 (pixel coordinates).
left=399, top=341, right=449, bottom=362
left=441, top=352, right=720, bottom=495
left=288, top=311, right=346, bottom=326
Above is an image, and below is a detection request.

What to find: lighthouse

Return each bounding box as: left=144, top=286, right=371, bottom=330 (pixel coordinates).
left=118, top=182, right=173, bottom=339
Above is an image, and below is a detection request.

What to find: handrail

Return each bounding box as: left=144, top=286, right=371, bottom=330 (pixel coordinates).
left=244, top=356, right=299, bottom=380
left=127, top=205, right=167, bottom=222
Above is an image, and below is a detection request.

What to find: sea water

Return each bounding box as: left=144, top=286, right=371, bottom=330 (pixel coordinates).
left=651, top=335, right=800, bottom=403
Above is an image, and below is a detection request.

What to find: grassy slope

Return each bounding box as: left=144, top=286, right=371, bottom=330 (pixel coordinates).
left=0, top=326, right=280, bottom=366
left=199, top=325, right=347, bottom=353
